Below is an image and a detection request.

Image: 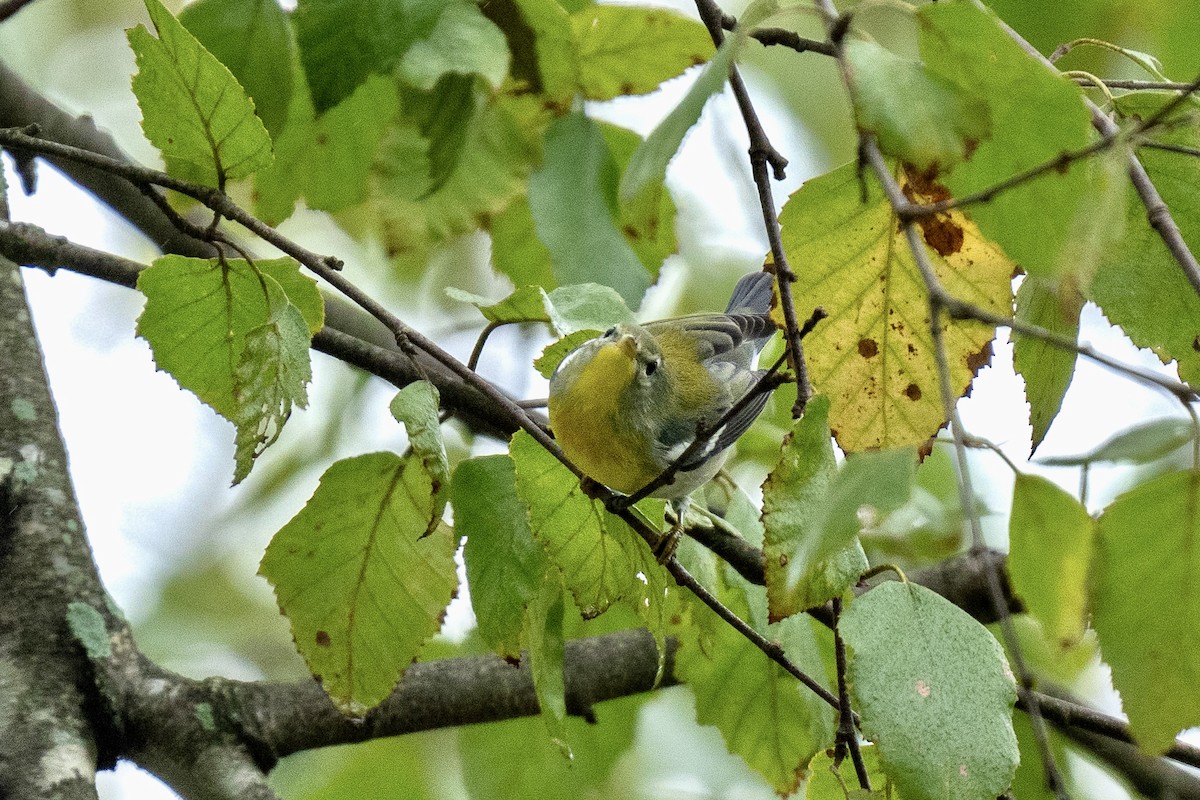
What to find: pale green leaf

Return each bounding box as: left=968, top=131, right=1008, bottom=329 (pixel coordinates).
left=544, top=283, right=635, bottom=334
left=1013, top=276, right=1082, bottom=452
left=1039, top=417, right=1194, bottom=466
left=259, top=453, right=459, bottom=713
left=445, top=285, right=551, bottom=325
left=1093, top=469, right=1200, bottom=753
left=1008, top=474, right=1094, bottom=647
left=534, top=330, right=599, bottom=379
left=456, top=455, right=547, bottom=659
left=599, top=121, right=678, bottom=278
left=1092, top=92, right=1200, bottom=385
left=528, top=112, right=651, bottom=308
left=776, top=161, right=1013, bottom=452
left=510, top=430, right=636, bottom=618
left=571, top=5, right=713, bottom=101
left=489, top=195, right=556, bottom=289
left=524, top=571, right=568, bottom=746
left=918, top=0, right=1095, bottom=279
left=128, top=0, right=272, bottom=185
left=845, top=38, right=990, bottom=172
left=179, top=0, right=294, bottom=136
left=232, top=281, right=312, bottom=485
left=763, top=396, right=868, bottom=619
left=841, top=581, right=1019, bottom=800
left=389, top=381, right=449, bottom=537
left=400, top=2, right=510, bottom=90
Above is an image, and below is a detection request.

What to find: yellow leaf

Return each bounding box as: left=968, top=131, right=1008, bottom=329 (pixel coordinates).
left=775, top=162, right=1013, bottom=452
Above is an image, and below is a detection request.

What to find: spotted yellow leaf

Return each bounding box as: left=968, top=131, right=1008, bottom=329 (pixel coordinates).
left=775, top=162, right=1013, bottom=452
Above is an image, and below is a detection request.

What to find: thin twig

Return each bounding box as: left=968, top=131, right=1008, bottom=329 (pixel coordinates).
left=1076, top=78, right=1200, bottom=91
left=467, top=320, right=505, bottom=372
left=832, top=598, right=871, bottom=790
left=693, top=0, right=816, bottom=416
left=0, top=0, right=38, bottom=24
left=1140, top=140, right=1200, bottom=159
left=666, top=557, right=843, bottom=711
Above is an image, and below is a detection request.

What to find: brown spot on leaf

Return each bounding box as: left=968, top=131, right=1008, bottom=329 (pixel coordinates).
left=858, top=338, right=879, bottom=358
left=620, top=82, right=635, bottom=95
left=901, top=165, right=951, bottom=203
left=963, top=137, right=979, bottom=160
left=315, top=631, right=331, bottom=647
left=919, top=214, right=964, bottom=256
left=917, top=439, right=934, bottom=460
left=778, top=553, right=789, bottom=567
left=904, top=383, right=922, bottom=401
left=1193, top=335, right=1200, bottom=353
left=966, top=340, right=994, bottom=372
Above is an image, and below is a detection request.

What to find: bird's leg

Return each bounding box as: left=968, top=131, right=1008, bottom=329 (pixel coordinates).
left=654, top=497, right=690, bottom=564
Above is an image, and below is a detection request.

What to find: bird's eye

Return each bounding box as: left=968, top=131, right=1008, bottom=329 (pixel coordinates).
left=644, top=358, right=659, bottom=376
left=603, top=326, right=616, bottom=338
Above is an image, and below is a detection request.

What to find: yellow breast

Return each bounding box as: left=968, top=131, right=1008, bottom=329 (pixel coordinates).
left=548, top=342, right=660, bottom=494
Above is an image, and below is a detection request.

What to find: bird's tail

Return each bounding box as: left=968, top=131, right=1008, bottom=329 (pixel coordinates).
left=725, top=271, right=775, bottom=315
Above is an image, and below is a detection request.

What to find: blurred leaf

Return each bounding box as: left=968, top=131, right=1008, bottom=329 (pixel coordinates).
left=510, top=430, right=637, bottom=618
left=918, top=0, right=1095, bottom=280
left=270, top=730, right=451, bottom=800
left=841, top=581, right=1019, bottom=800
left=599, top=122, right=679, bottom=277
left=1008, top=474, right=1094, bottom=648
left=456, top=455, right=547, bottom=659
left=232, top=283, right=311, bottom=485
left=763, top=396, right=867, bottom=619
left=571, top=4, right=714, bottom=101
left=389, top=381, right=449, bottom=536
left=399, top=1, right=510, bottom=91
left=293, top=0, right=431, bottom=113
left=528, top=112, right=652, bottom=308
left=259, top=453, right=459, bottom=714
left=524, top=571, right=568, bottom=746
left=502, top=0, right=578, bottom=103
left=366, top=91, right=545, bottom=262
left=1038, top=417, right=1194, bottom=466
left=490, top=195, right=556, bottom=289
left=844, top=38, right=990, bottom=172
left=618, top=0, right=779, bottom=205
left=1013, top=276, right=1082, bottom=452
left=137, top=256, right=311, bottom=421
left=1092, top=468, right=1200, bottom=753
left=128, top=0, right=272, bottom=185
left=1091, top=91, right=1200, bottom=385
left=776, top=162, right=1013, bottom=452
left=179, top=0, right=294, bottom=136
left=458, top=693, right=644, bottom=800
left=678, top=609, right=836, bottom=794
left=803, top=746, right=892, bottom=799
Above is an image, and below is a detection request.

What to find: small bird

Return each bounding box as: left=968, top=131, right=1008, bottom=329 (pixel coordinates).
left=548, top=271, right=777, bottom=542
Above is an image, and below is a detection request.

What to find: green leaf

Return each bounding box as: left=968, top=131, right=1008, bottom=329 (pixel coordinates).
left=1013, top=276, right=1082, bottom=452
left=1008, top=474, right=1094, bottom=648
left=389, top=381, right=449, bottom=537
left=137, top=256, right=314, bottom=421
left=598, top=122, right=679, bottom=278
left=495, top=0, right=578, bottom=104
left=399, top=1, right=510, bottom=91
left=841, top=581, right=1019, bottom=800
left=455, top=455, right=547, bottom=659
left=1093, top=469, right=1200, bottom=753
left=524, top=571, right=568, bottom=745
left=776, top=161, right=1013, bottom=452
left=844, top=38, right=990, bottom=172
left=678, top=611, right=836, bottom=794
left=446, top=285, right=550, bottom=325
left=571, top=4, right=714, bottom=101
left=618, top=0, right=778, bottom=204
left=763, top=396, right=868, bottom=619
left=232, top=281, right=312, bottom=485
left=260, top=259, right=324, bottom=334
left=1038, top=417, right=1195, bottom=466
left=528, top=112, right=652, bottom=308
left=293, top=0, right=427, bottom=113
left=918, top=0, right=1095, bottom=279
left=510, top=430, right=636, bottom=618
left=1091, top=92, right=1200, bottom=385
left=128, top=0, right=272, bottom=185
left=259, top=453, right=459, bottom=714
left=489, top=195, right=557, bottom=289
left=544, top=283, right=635, bottom=334
left=178, top=0, right=294, bottom=137
left=534, top=330, right=598, bottom=379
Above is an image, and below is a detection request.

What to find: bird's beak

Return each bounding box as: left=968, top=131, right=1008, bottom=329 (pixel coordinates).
left=617, top=333, right=637, bottom=359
